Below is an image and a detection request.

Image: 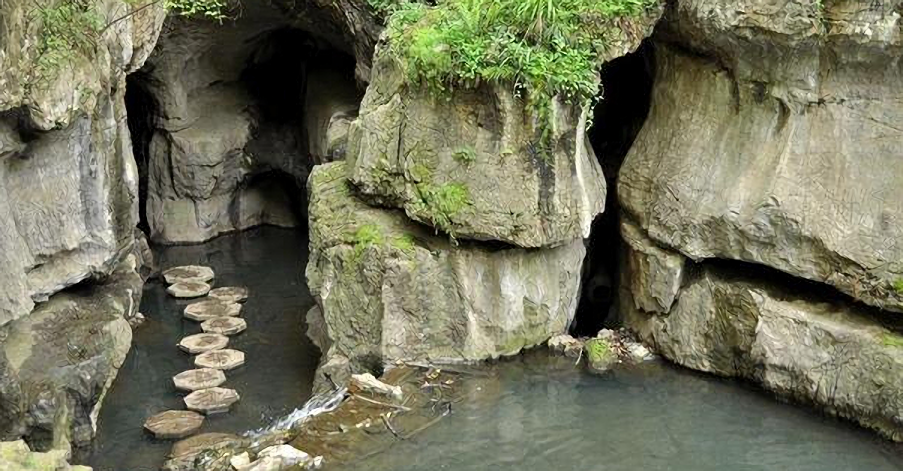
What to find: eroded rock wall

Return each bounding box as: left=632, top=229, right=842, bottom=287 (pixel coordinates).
left=619, top=0, right=903, bottom=440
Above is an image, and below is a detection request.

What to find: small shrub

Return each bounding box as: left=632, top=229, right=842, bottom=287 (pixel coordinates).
left=34, top=0, right=104, bottom=74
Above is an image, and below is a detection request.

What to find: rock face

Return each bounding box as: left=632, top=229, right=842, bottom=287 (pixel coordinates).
left=307, top=162, right=584, bottom=368
left=0, top=440, right=92, bottom=471
left=346, top=53, right=606, bottom=248
left=0, top=259, right=142, bottom=450
left=623, top=254, right=903, bottom=441
left=140, top=2, right=364, bottom=243
left=618, top=0, right=903, bottom=312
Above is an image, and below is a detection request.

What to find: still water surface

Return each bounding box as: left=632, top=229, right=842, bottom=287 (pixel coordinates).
left=78, top=227, right=319, bottom=470
left=77, top=227, right=903, bottom=471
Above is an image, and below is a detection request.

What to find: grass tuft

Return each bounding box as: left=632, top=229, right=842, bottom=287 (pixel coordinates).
left=414, top=182, right=471, bottom=235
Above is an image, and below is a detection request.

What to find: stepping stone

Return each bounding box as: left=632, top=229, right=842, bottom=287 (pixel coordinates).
left=178, top=333, right=229, bottom=354
left=167, top=281, right=211, bottom=298
left=144, top=410, right=204, bottom=439
left=194, top=349, right=245, bottom=371
left=184, top=387, right=240, bottom=414
left=201, top=317, right=247, bottom=336
left=208, top=286, right=249, bottom=303
left=173, top=368, right=227, bottom=391
left=163, top=265, right=215, bottom=284
left=184, top=299, right=242, bottom=321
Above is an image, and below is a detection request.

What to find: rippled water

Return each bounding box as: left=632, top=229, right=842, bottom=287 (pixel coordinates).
left=336, top=352, right=903, bottom=471
left=77, top=227, right=320, bottom=471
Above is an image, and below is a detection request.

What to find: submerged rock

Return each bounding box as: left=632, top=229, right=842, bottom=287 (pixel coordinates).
left=307, top=162, right=584, bottom=368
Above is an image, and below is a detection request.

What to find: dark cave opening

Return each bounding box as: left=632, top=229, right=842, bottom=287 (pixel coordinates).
left=124, top=72, right=159, bottom=235
left=573, top=41, right=656, bottom=337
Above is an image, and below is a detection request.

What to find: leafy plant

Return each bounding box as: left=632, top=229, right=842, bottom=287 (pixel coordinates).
left=164, top=0, right=227, bottom=20
left=414, top=182, right=471, bottom=235
left=893, top=278, right=903, bottom=295
left=391, top=234, right=416, bottom=252
left=380, top=0, right=658, bottom=151
left=585, top=338, right=612, bottom=363
left=881, top=333, right=903, bottom=348
left=350, top=224, right=384, bottom=258
left=34, top=0, right=104, bottom=74
left=453, top=146, right=477, bottom=165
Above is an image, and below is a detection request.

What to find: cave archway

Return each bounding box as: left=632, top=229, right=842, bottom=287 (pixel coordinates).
left=574, top=41, right=656, bottom=336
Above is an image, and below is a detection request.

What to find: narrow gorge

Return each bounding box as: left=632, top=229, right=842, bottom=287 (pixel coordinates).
left=0, top=0, right=902, bottom=469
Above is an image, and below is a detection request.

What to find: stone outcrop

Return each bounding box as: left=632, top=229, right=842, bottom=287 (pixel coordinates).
left=618, top=0, right=903, bottom=312
left=0, top=440, right=91, bottom=471
left=623, top=245, right=903, bottom=440
left=0, top=258, right=142, bottom=451
left=307, top=162, right=584, bottom=369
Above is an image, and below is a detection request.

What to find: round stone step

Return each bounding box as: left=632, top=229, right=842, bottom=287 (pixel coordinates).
left=194, top=349, right=245, bottom=371
left=144, top=410, right=204, bottom=439
left=184, top=387, right=240, bottom=414
left=173, top=368, right=227, bottom=392
left=184, top=299, right=242, bottom=322
left=201, top=317, right=247, bottom=336
left=178, top=333, right=229, bottom=354
left=167, top=281, right=211, bottom=298
left=163, top=265, right=215, bottom=284
left=208, top=286, right=249, bottom=304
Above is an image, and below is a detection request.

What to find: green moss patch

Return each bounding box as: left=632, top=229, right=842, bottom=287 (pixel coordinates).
left=413, top=181, right=471, bottom=236
left=881, top=333, right=903, bottom=348
left=585, top=338, right=613, bottom=363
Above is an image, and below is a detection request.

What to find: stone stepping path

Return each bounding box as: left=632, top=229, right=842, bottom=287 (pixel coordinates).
left=194, top=349, right=245, bottom=371
left=184, top=299, right=242, bottom=321
left=173, top=368, right=227, bottom=392
left=208, top=286, right=249, bottom=303
left=201, top=317, right=247, bottom=336
left=184, top=387, right=240, bottom=414
left=169, top=433, right=242, bottom=464
left=178, top=333, right=229, bottom=354
left=144, top=410, right=205, bottom=439
left=163, top=265, right=215, bottom=284
left=167, top=281, right=211, bottom=298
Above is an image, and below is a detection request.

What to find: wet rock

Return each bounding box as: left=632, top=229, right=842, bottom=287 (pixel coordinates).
left=307, top=162, right=584, bottom=368
left=179, top=333, right=229, bottom=354
left=231, top=452, right=252, bottom=469
left=163, top=265, right=215, bottom=284
left=201, top=317, right=248, bottom=336
left=185, top=300, right=243, bottom=321
left=164, top=432, right=244, bottom=471
left=548, top=335, right=583, bottom=359
left=0, top=260, right=141, bottom=449
left=311, top=353, right=352, bottom=396
left=0, top=440, right=92, bottom=470
left=584, top=338, right=617, bottom=374
left=184, top=387, right=241, bottom=415
left=623, top=262, right=903, bottom=441
left=173, top=368, right=227, bottom=392
left=144, top=410, right=205, bottom=439
left=208, top=287, right=250, bottom=304
left=195, top=349, right=246, bottom=371
left=351, top=373, right=402, bottom=401
left=168, top=281, right=212, bottom=298
left=129, top=312, right=147, bottom=329
left=239, top=445, right=311, bottom=471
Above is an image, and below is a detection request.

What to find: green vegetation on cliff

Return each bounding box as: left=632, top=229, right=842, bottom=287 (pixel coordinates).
left=374, top=0, right=657, bottom=118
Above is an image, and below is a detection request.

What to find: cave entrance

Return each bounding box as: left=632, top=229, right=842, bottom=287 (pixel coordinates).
left=124, top=16, right=362, bottom=243
left=573, top=41, right=655, bottom=336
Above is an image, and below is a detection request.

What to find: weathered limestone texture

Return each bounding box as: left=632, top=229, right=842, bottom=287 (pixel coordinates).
left=0, top=440, right=92, bottom=471
left=307, top=162, right=584, bottom=369
left=0, top=259, right=142, bottom=450
left=619, top=0, right=903, bottom=312
left=623, top=256, right=903, bottom=441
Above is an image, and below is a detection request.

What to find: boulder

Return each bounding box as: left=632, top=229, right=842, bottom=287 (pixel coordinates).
left=618, top=2, right=903, bottom=312
left=350, top=373, right=402, bottom=401
left=346, top=52, right=606, bottom=247
left=0, top=260, right=141, bottom=449
left=547, top=335, right=583, bottom=359
left=307, top=162, right=585, bottom=368
left=623, top=258, right=903, bottom=441
left=0, top=440, right=92, bottom=471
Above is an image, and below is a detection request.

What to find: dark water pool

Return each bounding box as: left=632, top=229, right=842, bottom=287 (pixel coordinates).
left=336, top=352, right=903, bottom=471
left=77, top=227, right=320, bottom=470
